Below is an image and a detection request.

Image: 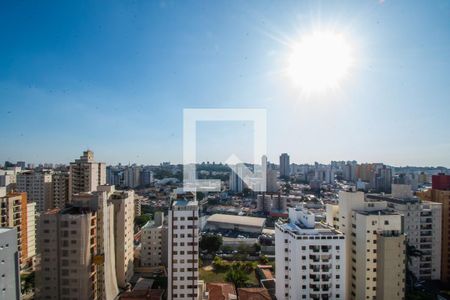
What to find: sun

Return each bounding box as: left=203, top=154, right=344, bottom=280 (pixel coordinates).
left=286, top=31, right=353, bottom=93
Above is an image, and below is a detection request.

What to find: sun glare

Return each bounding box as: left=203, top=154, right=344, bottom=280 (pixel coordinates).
left=286, top=31, right=353, bottom=93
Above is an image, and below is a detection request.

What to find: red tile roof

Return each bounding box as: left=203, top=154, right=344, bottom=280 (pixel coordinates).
left=237, top=288, right=271, bottom=300
left=207, top=283, right=236, bottom=300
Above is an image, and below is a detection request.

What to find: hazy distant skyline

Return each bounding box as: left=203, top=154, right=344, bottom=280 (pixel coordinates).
left=1, top=1, right=450, bottom=166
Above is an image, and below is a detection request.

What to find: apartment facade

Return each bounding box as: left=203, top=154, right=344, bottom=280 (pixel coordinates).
left=52, top=171, right=69, bottom=209
left=327, top=190, right=406, bottom=300
left=368, top=184, right=442, bottom=281
left=68, top=150, right=106, bottom=202
left=0, top=228, right=21, bottom=300
left=168, top=190, right=200, bottom=300
left=0, top=190, right=35, bottom=269
left=350, top=210, right=405, bottom=300
left=279, top=153, right=290, bottom=178
left=17, top=170, right=53, bottom=212
left=418, top=173, right=450, bottom=283
left=107, top=187, right=135, bottom=288
left=275, top=206, right=346, bottom=300
left=141, top=212, right=165, bottom=268
left=37, top=188, right=133, bottom=300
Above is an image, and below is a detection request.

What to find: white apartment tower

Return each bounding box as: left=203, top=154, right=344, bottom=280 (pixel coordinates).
left=0, top=228, right=21, bottom=300
left=168, top=189, right=200, bottom=300
left=275, top=206, right=346, bottom=300
left=26, top=202, right=36, bottom=264
left=68, top=150, right=106, bottom=202
left=229, top=164, right=245, bottom=193
left=16, top=170, right=53, bottom=212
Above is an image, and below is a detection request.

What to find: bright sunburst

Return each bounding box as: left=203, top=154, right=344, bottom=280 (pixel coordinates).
left=286, top=31, right=353, bottom=93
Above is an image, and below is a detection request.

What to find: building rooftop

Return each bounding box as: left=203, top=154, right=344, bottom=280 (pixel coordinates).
left=0, top=227, right=14, bottom=234
left=142, top=220, right=162, bottom=229
left=207, top=214, right=266, bottom=228
left=60, top=206, right=93, bottom=215
left=366, top=193, right=419, bottom=205
left=172, top=198, right=198, bottom=207
left=237, top=288, right=271, bottom=300
left=276, top=220, right=343, bottom=236
left=206, top=283, right=236, bottom=300
left=354, top=209, right=400, bottom=216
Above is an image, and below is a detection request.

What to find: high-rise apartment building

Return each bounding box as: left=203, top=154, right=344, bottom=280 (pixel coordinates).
left=368, top=184, right=442, bottom=281
left=168, top=189, right=200, bottom=300
left=0, top=169, right=17, bottom=192
left=350, top=209, right=405, bottom=300
left=0, top=228, right=21, bottom=300
left=52, top=171, right=69, bottom=209
left=123, top=165, right=142, bottom=188
left=326, top=190, right=406, bottom=300
left=105, top=186, right=135, bottom=288
left=17, top=170, right=53, bottom=212
left=275, top=206, right=346, bottom=300
left=418, top=173, right=450, bottom=283
left=141, top=212, right=165, bottom=267
left=26, top=202, right=36, bottom=267
left=68, top=150, right=106, bottom=202
left=37, top=186, right=133, bottom=300
left=0, top=189, right=35, bottom=269
left=279, top=153, right=290, bottom=178
left=229, top=164, right=245, bottom=193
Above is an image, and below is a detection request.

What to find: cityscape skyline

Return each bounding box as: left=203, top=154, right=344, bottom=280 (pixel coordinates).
left=1, top=1, right=450, bottom=166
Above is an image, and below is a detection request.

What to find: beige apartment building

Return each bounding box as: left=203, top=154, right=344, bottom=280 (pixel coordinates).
left=327, top=190, right=406, bottom=300
left=351, top=209, right=405, bottom=300
left=105, top=186, right=135, bottom=288
left=68, top=150, right=106, bottom=202
left=37, top=186, right=134, bottom=300
left=141, top=211, right=167, bottom=268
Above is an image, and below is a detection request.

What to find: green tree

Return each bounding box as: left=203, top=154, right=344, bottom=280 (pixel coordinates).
left=260, top=255, right=269, bottom=265
left=405, top=243, right=424, bottom=292
left=200, top=234, right=223, bottom=254
left=225, top=264, right=250, bottom=295
left=134, top=214, right=151, bottom=228
left=21, top=272, right=35, bottom=294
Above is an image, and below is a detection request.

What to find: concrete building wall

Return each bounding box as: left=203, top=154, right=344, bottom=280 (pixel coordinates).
left=36, top=191, right=122, bottom=300
left=0, top=228, right=21, bottom=300
left=351, top=211, right=404, bottom=300
left=26, top=202, right=36, bottom=264
left=168, top=194, right=200, bottom=300
left=111, top=190, right=135, bottom=288
left=52, top=172, right=69, bottom=209
left=68, top=150, right=106, bottom=202
left=17, top=171, right=53, bottom=212
left=37, top=209, right=97, bottom=300
left=141, top=222, right=164, bottom=267
left=275, top=224, right=346, bottom=300
left=376, top=233, right=406, bottom=300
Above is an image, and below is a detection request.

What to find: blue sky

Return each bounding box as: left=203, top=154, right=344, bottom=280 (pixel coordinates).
left=1, top=1, right=449, bottom=166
